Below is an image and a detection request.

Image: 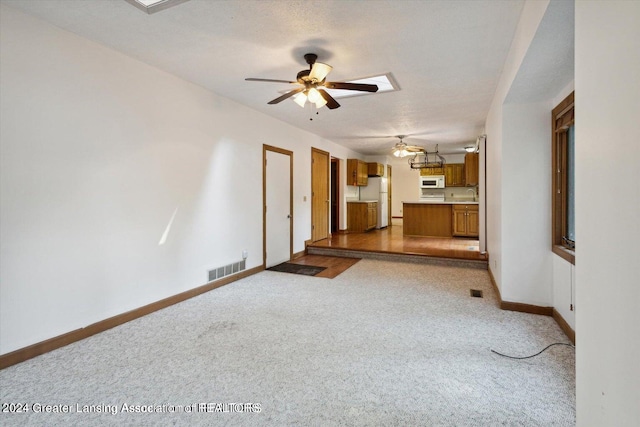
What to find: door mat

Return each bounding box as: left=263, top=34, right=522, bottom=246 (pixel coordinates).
left=267, top=262, right=326, bottom=276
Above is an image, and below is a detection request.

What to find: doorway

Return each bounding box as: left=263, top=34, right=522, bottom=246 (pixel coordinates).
left=263, top=145, right=293, bottom=268
left=330, top=158, right=340, bottom=234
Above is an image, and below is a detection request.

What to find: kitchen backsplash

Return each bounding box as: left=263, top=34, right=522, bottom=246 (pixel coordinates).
left=445, top=186, right=478, bottom=199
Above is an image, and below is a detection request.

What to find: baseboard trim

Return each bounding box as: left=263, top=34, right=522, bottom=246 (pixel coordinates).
left=0, top=265, right=264, bottom=370
left=501, top=301, right=554, bottom=316
left=488, top=266, right=572, bottom=340
left=488, top=266, right=553, bottom=315
left=292, top=250, right=306, bottom=259
left=553, top=308, right=575, bottom=345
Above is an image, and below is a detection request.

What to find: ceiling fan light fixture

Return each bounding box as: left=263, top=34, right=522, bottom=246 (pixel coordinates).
left=309, top=62, right=332, bottom=82
left=392, top=140, right=410, bottom=158
left=307, top=88, right=321, bottom=104
left=314, top=97, right=328, bottom=109
left=293, top=92, right=307, bottom=108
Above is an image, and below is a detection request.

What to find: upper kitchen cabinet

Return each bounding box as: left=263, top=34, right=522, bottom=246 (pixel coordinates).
left=367, top=162, right=384, bottom=177
left=420, top=166, right=445, bottom=176
left=445, top=164, right=465, bottom=187
left=347, top=159, right=368, bottom=186
left=464, top=153, right=479, bottom=186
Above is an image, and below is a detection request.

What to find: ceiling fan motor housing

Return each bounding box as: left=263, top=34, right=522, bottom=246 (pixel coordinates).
left=297, top=69, right=311, bottom=84
left=304, top=53, right=318, bottom=66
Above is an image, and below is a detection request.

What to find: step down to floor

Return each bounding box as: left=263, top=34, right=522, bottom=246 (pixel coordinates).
left=308, top=246, right=488, bottom=270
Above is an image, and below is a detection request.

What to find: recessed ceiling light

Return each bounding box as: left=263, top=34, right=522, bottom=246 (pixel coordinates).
left=124, top=0, right=190, bottom=14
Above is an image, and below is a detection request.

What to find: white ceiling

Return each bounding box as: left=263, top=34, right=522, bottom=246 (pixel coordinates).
left=3, top=0, right=527, bottom=155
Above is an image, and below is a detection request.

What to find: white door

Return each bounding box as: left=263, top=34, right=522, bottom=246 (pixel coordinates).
left=265, top=149, right=291, bottom=268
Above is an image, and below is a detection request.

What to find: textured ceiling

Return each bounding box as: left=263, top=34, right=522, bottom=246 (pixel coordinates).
left=3, top=0, right=526, bottom=155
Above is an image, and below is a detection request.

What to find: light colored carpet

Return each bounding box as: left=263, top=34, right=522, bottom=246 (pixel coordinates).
left=0, top=259, right=575, bottom=426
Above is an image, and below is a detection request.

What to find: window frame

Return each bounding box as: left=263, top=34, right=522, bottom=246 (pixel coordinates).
left=552, top=91, right=575, bottom=264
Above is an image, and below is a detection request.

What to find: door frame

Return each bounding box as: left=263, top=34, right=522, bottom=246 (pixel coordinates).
left=263, top=144, right=293, bottom=267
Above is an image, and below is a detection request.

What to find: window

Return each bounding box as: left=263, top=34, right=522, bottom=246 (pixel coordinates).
left=552, top=91, right=575, bottom=264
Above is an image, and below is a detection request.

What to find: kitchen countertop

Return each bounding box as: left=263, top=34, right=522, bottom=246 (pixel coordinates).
left=347, top=200, right=378, bottom=203
left=403, top=199, right=478, bottom=205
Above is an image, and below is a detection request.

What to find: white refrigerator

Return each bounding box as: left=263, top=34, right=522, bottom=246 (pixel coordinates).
left=359, top=177, right=389, bottom=229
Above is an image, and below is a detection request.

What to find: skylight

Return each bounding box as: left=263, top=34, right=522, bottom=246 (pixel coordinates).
left=125, top=0, right=190, bottom=14
left=325, top=73, right=398, bottom=99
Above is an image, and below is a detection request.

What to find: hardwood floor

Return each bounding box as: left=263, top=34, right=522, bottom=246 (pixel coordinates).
left=288, top=220, right=486, bottom=279
left=288, top=254, right=361, bottom=279
left=309, top=218, right=487, bottom=262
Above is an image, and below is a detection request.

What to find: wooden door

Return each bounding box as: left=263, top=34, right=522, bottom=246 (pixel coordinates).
left=311, top=148, right=329, bottom=242
left=387, top=165, right=392, bottom=223
left=263, top=145, right=293, bottom=267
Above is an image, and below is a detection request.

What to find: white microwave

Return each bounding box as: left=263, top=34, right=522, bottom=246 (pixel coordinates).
left=419, top=175, right=445, bottom=189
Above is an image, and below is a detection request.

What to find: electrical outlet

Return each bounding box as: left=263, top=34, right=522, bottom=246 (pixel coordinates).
left=242, top=250, right=248, bottom=260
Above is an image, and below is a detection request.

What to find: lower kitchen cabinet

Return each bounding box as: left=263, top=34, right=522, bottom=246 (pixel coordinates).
left=347, top=202, right=378, bottom=232
left=402, top=203, right=452, bottom=237
left=452, top=204, right=479, bottom=237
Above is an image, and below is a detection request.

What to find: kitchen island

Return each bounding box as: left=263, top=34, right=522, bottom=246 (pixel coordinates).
left=403, top=200, right=479, bottom=237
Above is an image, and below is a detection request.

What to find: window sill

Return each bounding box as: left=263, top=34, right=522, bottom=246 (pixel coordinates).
left=553, top=245, right=575, bottom=265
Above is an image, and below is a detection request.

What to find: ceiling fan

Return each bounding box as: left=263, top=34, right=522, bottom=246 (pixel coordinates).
left=391, top=135, right=425, bottom=158
left=245, top=53, right=379, bottom=110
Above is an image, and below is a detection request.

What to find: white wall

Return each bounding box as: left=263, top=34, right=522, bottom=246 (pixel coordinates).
left=486, top=0, right=576, bottom=307
left=484, top=0, right=550, bottom=295
left=389, top=156, right=422, bottom=216
left=0, top=5, right=358, bottom=355
left=501, top=102, right=552, bottom=306
left=575, top=1, right=640, bottom=425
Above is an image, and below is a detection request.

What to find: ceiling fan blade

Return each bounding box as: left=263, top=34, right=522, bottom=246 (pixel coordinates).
left=406, top=146, right=425, bottom=153
left=246, top=78, right=297, bottom=84
left=267, top=87, right=305, bottom=104
left=318, top=89, right=340, bottom=109
left=309, top=62, right=333, bottom=82
left=325, top=82, right=379, bottom=92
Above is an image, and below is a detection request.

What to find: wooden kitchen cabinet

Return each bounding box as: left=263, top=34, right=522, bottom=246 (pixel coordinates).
left=347, top=159, right=368, bottom=186
left=445, top=163, right=465, bottom=187
left=464, top=153, right=479, bottom=186
left=367, top=162, right=384, bottom=177
left=347, top=201, right=378, bottom=232
left=420, top=166, right=445, bottom=176
left=403, top=203, right=452, bottom=237
left=452, top=204, right=479, bottom=237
